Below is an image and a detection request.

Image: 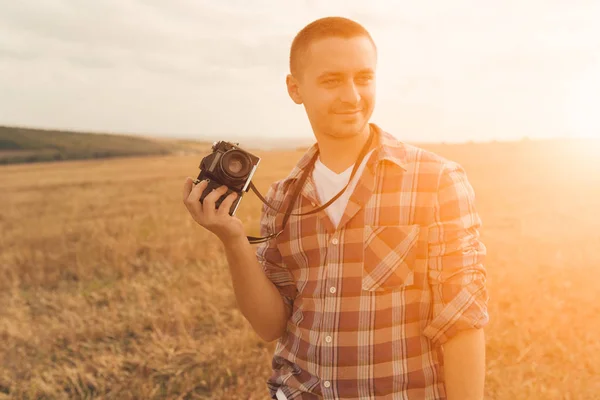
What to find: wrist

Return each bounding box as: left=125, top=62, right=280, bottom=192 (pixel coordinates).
left=219, top=233, right=248, bottom=248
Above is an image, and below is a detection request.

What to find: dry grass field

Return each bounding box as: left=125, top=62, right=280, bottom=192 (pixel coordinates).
left=1, top=138, right=599, bottom=399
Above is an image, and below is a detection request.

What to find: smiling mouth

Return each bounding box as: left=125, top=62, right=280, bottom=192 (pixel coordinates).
left=336, top=110, right=362, bottom=115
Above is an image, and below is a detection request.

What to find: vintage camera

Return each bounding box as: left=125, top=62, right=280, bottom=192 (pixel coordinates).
left=195, top=141, right=260, bottom=216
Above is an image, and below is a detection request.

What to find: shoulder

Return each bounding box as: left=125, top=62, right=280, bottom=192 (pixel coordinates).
left=386, top=137, right=480, bottom=226
left=380, top=129, right=467, bottom=189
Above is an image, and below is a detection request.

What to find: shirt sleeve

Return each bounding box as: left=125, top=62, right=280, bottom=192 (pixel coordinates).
left=255, top=181, right=298, bottom=318
left=422, top=162, right=490, bottom=346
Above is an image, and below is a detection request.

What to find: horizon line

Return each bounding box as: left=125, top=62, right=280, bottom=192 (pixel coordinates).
left=2, top=122, right=594, bottom=148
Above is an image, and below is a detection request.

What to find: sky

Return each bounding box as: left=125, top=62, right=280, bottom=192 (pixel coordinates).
left=1, top=0, right=599, bottom=146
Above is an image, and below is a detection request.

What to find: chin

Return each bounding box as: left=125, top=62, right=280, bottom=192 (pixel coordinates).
left=329, top=120, right=368, bottom=138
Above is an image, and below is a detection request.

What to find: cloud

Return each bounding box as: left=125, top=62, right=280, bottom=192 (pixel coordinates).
left=0, top=0, right=599, bottom=143
left=0, top=1, right=293, bottom=77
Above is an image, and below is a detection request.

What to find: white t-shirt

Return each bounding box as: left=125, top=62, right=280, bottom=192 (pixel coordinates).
left=312, top=149, right=375, bottom=228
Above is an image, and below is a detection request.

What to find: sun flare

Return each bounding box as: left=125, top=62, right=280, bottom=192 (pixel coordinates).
left=564, top=65, right=600, bottom=140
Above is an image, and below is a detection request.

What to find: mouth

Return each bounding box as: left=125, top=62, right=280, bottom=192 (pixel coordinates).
left=335, top=109, right=362, bottom=115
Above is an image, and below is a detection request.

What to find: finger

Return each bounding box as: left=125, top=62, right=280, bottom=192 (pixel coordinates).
left=201, top=185, right=229, bottom=216
left=217, top=191, right=239, bottom=217
left=187, top=179, right=209, bottom=203
left=183, top=179, right=207, bottom=225
left=182, top=177, right=195, bottom=202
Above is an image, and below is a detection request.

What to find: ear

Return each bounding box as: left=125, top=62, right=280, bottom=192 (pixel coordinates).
left=286, top=74, right=303, bottom=105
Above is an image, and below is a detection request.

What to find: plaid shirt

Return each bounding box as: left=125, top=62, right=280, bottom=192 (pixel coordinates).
left=256, top=124, right=489, bottom=400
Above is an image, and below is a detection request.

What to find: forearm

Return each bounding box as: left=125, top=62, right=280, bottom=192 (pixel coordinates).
left=443, top=328, right=486, bottom=400
left=221, top=235, right=289, bottom=342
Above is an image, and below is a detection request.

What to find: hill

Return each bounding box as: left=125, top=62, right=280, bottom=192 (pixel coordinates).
left=0, top=125, right=178, bottom=165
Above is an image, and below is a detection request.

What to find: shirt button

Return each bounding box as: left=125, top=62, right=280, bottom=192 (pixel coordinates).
left=311, top=201, right=316, bottom=207
left=323, top=381, right=331, bottom=388
left=325, top=335, right=332, bottom=343
left=329, top=287, right=336, bottom=294
left=331, top=238, right=339, bottom=245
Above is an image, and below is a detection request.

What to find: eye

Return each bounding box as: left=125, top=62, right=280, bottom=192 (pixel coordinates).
left=356, top=75, right=374, bottom=84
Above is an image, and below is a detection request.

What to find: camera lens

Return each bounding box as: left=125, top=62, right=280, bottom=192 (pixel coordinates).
left=220, top=150, right=252, bottom=180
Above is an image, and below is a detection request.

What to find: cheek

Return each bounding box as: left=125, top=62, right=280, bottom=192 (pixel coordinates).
left=361, top=86, right=376, bottom=103
left=305, top=92, right=335, bottom=115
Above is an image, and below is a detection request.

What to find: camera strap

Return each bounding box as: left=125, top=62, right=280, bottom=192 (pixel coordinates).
left=246, top=126, right=375, bottom=244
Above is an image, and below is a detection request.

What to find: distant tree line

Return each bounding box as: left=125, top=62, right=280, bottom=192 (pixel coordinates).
left=0, top=126, right=172, bottom=165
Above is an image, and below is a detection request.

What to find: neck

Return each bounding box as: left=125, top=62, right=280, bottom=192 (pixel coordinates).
left=316, top=124, right=374, bottom=174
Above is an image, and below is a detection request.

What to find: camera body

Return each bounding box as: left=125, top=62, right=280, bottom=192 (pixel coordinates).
left=196, top=141, right=260, bottom=216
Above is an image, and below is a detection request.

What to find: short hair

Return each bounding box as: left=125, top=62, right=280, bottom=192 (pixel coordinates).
left=289, top=16, right=377, bottom=78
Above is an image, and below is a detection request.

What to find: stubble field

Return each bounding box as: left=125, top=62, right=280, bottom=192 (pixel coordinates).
left=1, top=138, right=599, bottom=399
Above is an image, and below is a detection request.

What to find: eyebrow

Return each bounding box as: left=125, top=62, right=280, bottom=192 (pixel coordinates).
left=317, top=71, right=343, bottom=79
left=317, top=68, right=374, bottom=79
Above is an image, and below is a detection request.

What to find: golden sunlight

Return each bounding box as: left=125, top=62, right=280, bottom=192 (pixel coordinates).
left=564, top=64, right=600, bottom=139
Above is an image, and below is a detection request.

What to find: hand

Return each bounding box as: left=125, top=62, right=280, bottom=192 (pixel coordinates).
left=182, top=177, right=246, bottom=243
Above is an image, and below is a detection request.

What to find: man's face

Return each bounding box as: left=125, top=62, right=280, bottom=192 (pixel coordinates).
left=288, top=36, right=377, bottom=139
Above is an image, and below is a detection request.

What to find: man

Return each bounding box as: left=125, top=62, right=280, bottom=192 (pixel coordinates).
left=183, top=16, right=489, bottom=400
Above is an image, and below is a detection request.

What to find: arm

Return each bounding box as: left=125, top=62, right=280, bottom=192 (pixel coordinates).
left=421, top=163, right=490, bottom=397
left=226, top=180, right=297, bottom=342
left=182, top=178, right=292, bottom=342
left=443, top=328, right=486, bottom=400
left=222, top=234, right=291, bottom=342
left=250, top=181, right=298, bottom=341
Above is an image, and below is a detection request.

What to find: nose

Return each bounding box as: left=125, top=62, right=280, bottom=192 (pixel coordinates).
left=339, top=81, right=361, bottom=105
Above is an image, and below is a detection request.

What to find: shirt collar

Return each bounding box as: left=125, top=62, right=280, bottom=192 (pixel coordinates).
left=280, top=123, right=409, bottom=187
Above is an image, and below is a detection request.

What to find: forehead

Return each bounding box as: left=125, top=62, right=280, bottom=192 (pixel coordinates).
left=301, top=36, right=377, bottom=78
